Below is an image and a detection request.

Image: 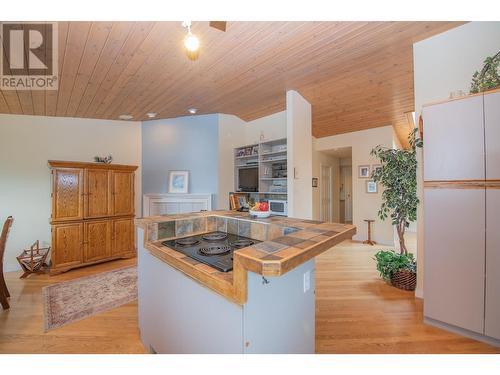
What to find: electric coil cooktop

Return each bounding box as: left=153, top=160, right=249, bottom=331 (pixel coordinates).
left=161, top=231, right=261, bottom=272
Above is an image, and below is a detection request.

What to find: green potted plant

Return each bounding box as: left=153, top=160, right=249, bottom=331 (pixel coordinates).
left=374, top=250, right=417, bottom=290
left=370, top=128, right=422, bottom=290
left=470, top=51, right=500, bottom=94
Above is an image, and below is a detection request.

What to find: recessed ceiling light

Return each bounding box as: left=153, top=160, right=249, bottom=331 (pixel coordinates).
left=188, top=108, right=197, bottom=114
left=146, top=112, right=157, bottom=118
left=118, top=114, right=133, bottom=120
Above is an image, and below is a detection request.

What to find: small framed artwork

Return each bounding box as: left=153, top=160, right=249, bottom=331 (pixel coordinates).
left=372, top=164, right=382, bottom=175
left=312, top=177, right=318, bottom=188
left=358, top=165, right=370, bottom=178
left=168, top=171, right=189, bottom=193
left=366, top=180, right=378, bottom=194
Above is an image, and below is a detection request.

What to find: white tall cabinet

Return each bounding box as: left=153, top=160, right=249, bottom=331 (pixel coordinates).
left=423, top=89, right=500, bottom=346
left=484, top=91, right=500, bottom=340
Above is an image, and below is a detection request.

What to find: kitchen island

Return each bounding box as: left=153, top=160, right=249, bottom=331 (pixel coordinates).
left=135, top=211, right=356, bottom=354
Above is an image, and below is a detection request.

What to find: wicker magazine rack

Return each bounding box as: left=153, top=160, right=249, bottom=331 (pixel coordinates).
left=16, top=240, right=50, bottom=278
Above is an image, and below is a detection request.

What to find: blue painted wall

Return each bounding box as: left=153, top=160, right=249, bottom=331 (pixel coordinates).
left=142, top=114, right=220, bottom=207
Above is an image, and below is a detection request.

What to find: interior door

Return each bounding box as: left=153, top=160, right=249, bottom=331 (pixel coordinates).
left=112, top=171, right=134, bottom=216
left=342, top=166, right=353, bottom=222
left=52, top=222, right=84, bottom=268
left=320, top=165, right=332, bottom=222
left=84, top=220, right=111, bottom=263
left=112, top=218, right=134, bottom=256
left=424, top=188, right=485, bottom=334
left=52, top=168, right=84, bottom=222
left=85, top=169, right=111, bottom=218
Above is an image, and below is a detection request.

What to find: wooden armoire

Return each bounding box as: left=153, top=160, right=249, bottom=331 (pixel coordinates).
left=48, top=160, right=138, bottom=274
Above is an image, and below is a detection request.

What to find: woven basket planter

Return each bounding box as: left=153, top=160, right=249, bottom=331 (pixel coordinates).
left=390, top=270, right=416, bottom=291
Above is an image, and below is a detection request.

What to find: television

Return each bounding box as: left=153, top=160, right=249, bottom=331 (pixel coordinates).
left=238, top=167, right=259, bottom=192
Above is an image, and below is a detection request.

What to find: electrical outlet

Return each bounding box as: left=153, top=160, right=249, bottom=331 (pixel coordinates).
left=303, top=270, right=310, bottom=293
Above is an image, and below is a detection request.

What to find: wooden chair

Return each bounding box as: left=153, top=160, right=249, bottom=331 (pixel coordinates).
left=1, top=216, right=14, bottom=310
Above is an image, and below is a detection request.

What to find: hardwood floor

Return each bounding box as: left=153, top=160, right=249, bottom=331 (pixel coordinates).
left=316, top=241, right=499, bottom=354
left=0, top=258, right=146, bottom=354
left=1, top=241, right=498, bottom=354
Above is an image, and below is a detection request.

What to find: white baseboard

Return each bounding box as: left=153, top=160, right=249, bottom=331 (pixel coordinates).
left=4, top=262, right=21, bottom=273
left=415, top=287, right=423, bottom=299
left=424, top=317, right=500, bottom=348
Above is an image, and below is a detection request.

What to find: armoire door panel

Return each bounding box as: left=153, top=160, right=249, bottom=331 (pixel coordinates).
left=423, top=95, right=485, bottom=181
left=52, top=168, right=84, bottom=221
left=112, top=218, right=134, bottom=256
left=424, top=188, right=485, bottom=334
left=486, top=189, right=500, bottom=340
left=112, top=171, right=134, bottom=216
left=85, top=169, right=111, bottom=218
left=52, top=223, right=84, bottom=268
left=484, top=91, right=500, bottom=180
left=84, top=220, right=111, bottom=263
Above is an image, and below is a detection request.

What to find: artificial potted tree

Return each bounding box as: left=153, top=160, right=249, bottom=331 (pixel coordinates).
left=370, top=128, right=422, bottom=291
left=470, top=51, right=500, bottom=94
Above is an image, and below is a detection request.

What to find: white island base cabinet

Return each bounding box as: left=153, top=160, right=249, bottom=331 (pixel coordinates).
left=137, top=227, right=315, bottom=354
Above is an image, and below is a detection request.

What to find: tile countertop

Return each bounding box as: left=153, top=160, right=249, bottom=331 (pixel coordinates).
left=135, top=210, right=356, bottom=305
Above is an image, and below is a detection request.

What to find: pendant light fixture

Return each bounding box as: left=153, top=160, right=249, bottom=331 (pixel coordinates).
left=182, top=21, right=200, bottom=60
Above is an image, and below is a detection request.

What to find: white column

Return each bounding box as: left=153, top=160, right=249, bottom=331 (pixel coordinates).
left=286, top=90, right=313, bottom=219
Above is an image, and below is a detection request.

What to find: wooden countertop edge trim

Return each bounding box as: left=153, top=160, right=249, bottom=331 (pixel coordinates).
left=424, top=180, right=500, bottom=189
left=48, top=160, right=138, bottom=171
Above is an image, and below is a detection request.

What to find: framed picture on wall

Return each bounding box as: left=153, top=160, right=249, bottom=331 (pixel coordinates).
left=366, top=180, right=378, bottom=194
left=372, top=164, right=382, bottom=176
left=358, top=165, right=370, bottom=178
left=168, top=171, right=189, bottom=193
left=312, top=177, right=318, bottom=188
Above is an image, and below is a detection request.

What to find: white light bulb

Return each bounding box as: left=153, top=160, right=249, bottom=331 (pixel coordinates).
left=184, top=34, right=199, bottom=52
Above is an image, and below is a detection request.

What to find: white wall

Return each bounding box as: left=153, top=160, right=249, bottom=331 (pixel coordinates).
left=217, top=112, right=287, bottom=210
left=286, top=90, right=313, bottom=219
left=413, top=21, right=500, bottom=298
left=218, top=114, right=246, bottom=210
left=0, top=114, right=142, bottom=271
left=314, top=126, right=395, bottom=245
left=414, top=22, right=500, bottom=111
left=243, top=111, right=287, bottom=145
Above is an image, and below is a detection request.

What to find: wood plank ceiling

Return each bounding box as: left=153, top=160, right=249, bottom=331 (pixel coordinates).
left=0, top=21, right=463, bottom=145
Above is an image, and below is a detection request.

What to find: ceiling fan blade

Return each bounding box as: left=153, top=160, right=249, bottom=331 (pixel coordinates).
left=209, top=21, right=227, bottom=32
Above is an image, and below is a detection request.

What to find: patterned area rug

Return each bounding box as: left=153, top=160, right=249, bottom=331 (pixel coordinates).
left=42, top=266, right=137, bottom=331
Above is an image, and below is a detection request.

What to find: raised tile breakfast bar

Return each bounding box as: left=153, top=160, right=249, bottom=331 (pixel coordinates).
left=135, top=211, right=356, bottom=354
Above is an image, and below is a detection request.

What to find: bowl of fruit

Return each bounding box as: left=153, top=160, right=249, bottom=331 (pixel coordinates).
left=249, top=201, right=270, bottom=218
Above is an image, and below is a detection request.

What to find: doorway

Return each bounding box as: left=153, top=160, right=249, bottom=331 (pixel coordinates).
left=318, top=147, right=352, bottom=224
left=340, top=163, right=353, bottom=224
left=320, top=164, right=333, bottom=222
